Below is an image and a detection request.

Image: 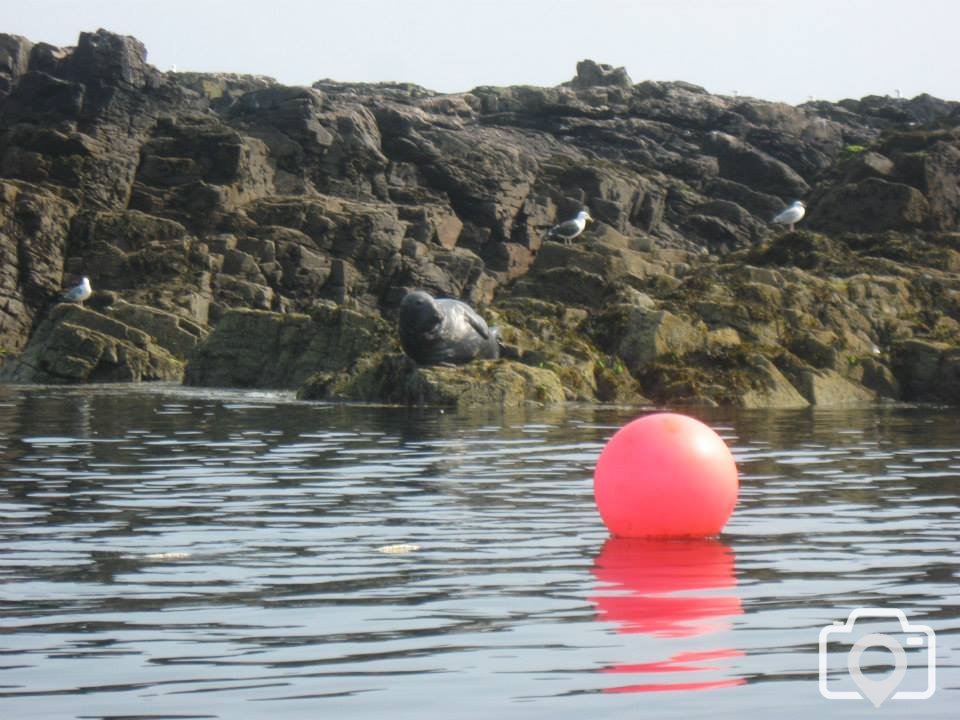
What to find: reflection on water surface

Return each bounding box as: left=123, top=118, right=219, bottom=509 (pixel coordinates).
left=0, top=384, right=957, bottom=719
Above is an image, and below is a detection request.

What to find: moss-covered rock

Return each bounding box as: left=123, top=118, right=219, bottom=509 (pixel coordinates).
left=103, top=300, right=207, bottom=359
left=616, top=307, right=706, bottom=372
left=736, top=355, right=810, bottom=409
left=0, top=303, right=183, bottom=383
left=184, top=303, right=393, bottom=388
left=798, top=368, right=877, bottom=406
left=299, top=354, right=565, bottom=408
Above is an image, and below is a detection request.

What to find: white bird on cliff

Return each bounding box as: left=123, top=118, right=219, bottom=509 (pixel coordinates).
left=771, top=200, right=806, bottom=232
left=60, top=276, right=92, bottom=306
left=545, top=209, right=593, bottom=244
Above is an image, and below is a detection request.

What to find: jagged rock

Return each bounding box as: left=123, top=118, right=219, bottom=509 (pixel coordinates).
left=737, top=355, right=809, bottom=408
left=812, top=178, right=929, bottom=232
left=887, top=136, right=960, bottom=230
left=616, top=307, right=706, bottom=372
left=685, top=199, right=769, bottom=249
left=173, top=72, right=277, bottom=112
left=301, top=353, right=565, bottom=407
left=510, top=237, right=664, bottom=307
left=789, top=329, right=840, bottom=369
left=398, top=203, right=463, bottom=249
left=0, top=180, right=75, bottom=355
left=2, top=29, right=960, bottom=407
left=841, top=150, right=895, bottom=183
left=594, top=305, right=707, bottom=373
left=0, top=34, right=33, bottom=97
left=185, top=304, right=393, bottom=388
left=705, top=131, right=810, bottom=198
left=243, top=194, right=406, bottom=306
left=799, top=368, right=876, bottom=406
left=891, top=339, right=960, bottom=403
left=748, top=231, right=853, bottom=271
left=0, top=303, right=182, bottom=382
left=848, top=357, right=900, bottom=399
left=64, top=29, right=151, bottom=89
left=566, top=60, right=633, bottom=89
left=104, top=300, right=207, bottom=358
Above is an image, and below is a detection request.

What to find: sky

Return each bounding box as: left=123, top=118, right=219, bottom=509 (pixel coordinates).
left=5, top=0, right=959, bottom=105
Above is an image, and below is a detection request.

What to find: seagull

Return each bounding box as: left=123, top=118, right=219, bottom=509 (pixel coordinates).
left=771, top=201, right=806, bottom=232
left=545, top=210, right=593, bottom=244
left=60, top=276, right=92, bottom=305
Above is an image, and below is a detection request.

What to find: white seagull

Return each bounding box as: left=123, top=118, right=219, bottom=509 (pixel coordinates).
left=771, top=201, right=806, bottom=232
left=60, top=276, right=92, bottom=305
left=545, top=209, right=593, bottom=244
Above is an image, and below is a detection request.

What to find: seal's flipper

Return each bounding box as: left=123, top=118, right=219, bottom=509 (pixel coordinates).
left=463, top=307, right=490, bottom=340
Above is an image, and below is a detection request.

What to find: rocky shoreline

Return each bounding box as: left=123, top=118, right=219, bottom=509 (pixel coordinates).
left=1, top=30, right=958, bottom=407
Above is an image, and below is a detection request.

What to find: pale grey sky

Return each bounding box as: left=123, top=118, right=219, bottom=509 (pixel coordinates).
left=5, top=0, right=957, bottom=105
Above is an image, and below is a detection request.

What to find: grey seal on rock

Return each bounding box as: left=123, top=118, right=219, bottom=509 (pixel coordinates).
left=398, top=290, right=500, bottom=366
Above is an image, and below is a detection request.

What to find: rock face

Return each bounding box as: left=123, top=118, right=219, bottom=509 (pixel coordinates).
left=0, top=303, right=182, bottom=383
left=299, top=354, right=566, bottom=408
left=1, top=29, right=959, bottom=406
left=184, top=304, right=392, bottom=389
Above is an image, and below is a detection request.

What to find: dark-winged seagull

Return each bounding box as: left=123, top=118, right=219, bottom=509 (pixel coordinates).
left=771, top=201, right=806, bottom=232
left=545, top=209, right=593, bottom=244
left=60, top=276, right=92, bottom=305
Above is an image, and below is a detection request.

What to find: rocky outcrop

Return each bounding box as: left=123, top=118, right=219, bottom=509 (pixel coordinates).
left=0, top=180, right=75, bottom=354
left=299, top=354, right=566, bottom=408
left=184, top=304, right=392, bottom=389
left=891, top=339, right=960, bottom=404
left=0, top=29, right=959, bottom=407
left=0, top=303, right=182, bottom=382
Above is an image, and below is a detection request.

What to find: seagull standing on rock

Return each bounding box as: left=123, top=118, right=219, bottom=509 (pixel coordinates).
left=771, top=200, right=806, bottom=232
left=545, top=209, right=593, bottom=244
left=60, top=276, right=92, bottom=306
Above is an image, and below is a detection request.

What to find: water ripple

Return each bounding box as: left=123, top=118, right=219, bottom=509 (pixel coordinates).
left=0, top=387, right=957, bottom=719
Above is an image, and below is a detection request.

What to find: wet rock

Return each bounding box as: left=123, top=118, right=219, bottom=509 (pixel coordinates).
left=799, top=368, right=876, bottom=406
left=615, top=307, right=706, bottom=373
left=788, top=329, right=840, bottom=369
left=848, top=357, right=900, bottom=400
left=104, top=300, right=208, bottom=358
left=891, top=339, right=960, bottom=403
left=2, top=29, right=960, bottom=407
left=185, top=304, right=393, bottom=389
left=737, top=355, right=809, bottom=409
left=0, top=303, right=182, bottom=383
left=302, top=353, right=565, bottom=408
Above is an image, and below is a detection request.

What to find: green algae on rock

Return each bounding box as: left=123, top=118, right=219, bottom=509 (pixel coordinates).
left=298, top=354, right=566, bottom=408
left=184, top=304, right=394, bottom=389
left=0, top=304, right=183, bottom=383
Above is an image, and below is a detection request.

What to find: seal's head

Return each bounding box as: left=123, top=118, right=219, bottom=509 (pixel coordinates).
left=399, top=290, right=443, bottom=338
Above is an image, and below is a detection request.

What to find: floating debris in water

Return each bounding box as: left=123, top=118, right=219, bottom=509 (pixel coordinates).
left=142, top=552, right=192, bottom=561
left=376, top=544, right=420, bottom=554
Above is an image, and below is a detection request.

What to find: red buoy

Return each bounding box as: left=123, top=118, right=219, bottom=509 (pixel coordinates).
left=593, top=413, right=739, bottom=538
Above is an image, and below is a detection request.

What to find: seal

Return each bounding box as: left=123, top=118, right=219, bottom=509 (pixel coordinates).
left=398, top=290, right=500, bottom=366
